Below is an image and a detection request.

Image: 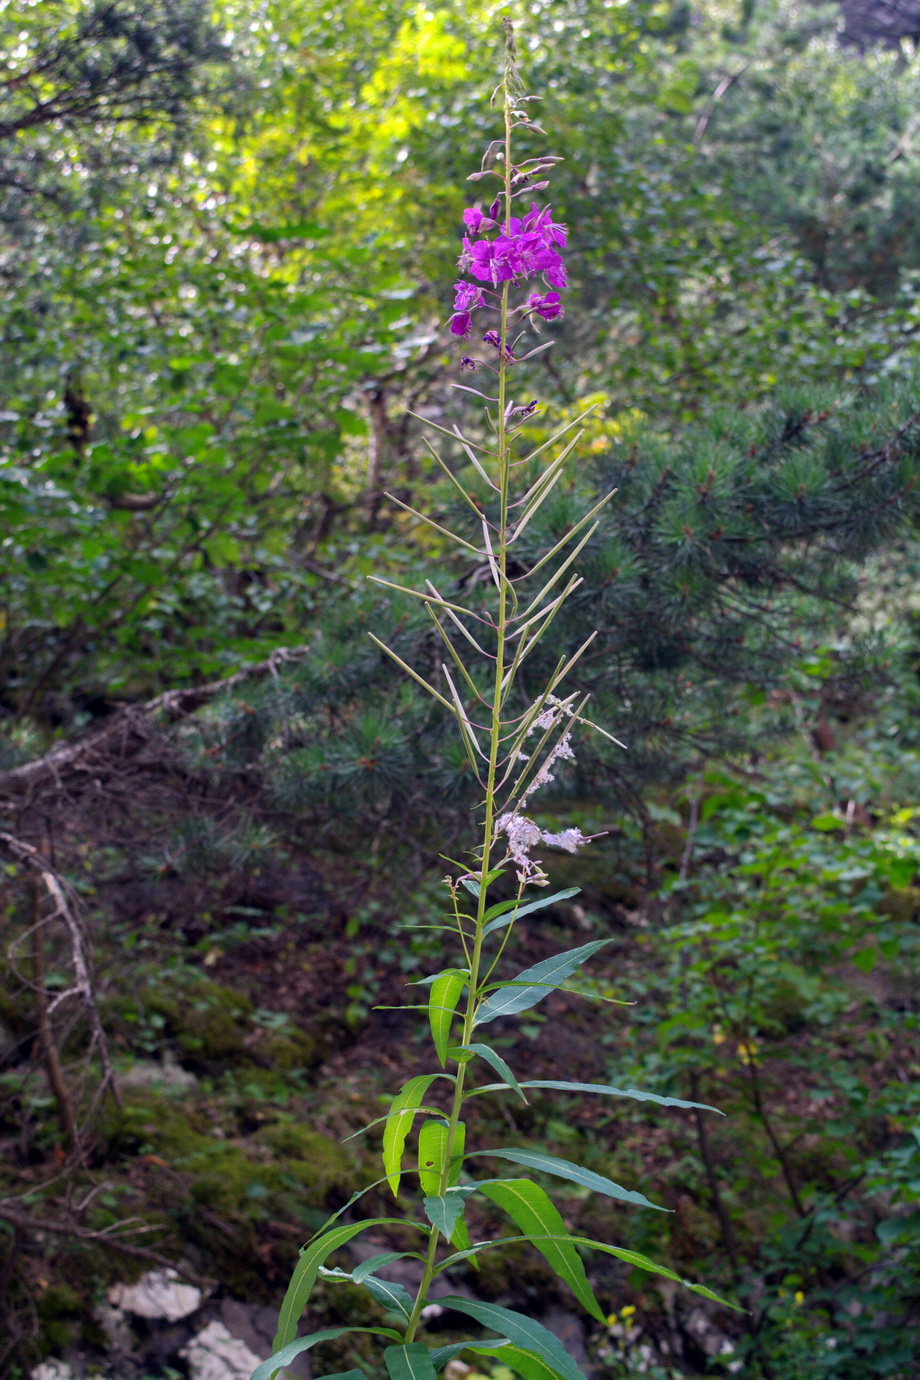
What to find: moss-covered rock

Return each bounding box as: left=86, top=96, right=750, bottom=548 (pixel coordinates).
left=37, top=1282, right=84, bottom=1354
left=262, top=1028, right=322, bottom=1071
left=105, top=977, right=254, bottom=1067
left=876, top=886, right=920, bottom=923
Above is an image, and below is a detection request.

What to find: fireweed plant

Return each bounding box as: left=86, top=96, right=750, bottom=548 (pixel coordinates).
left=254, top=25, right=734, bottom=1380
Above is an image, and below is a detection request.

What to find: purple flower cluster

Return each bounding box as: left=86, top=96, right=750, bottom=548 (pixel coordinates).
left=450, top=199, right=567, bottom=348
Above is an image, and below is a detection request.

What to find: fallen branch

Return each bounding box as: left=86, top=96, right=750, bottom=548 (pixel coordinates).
left=1, top=830, right=122, bottom=1135
left=0, top=643, right=308, bottom=801
left=0, top=1203, right=215, bottom=1289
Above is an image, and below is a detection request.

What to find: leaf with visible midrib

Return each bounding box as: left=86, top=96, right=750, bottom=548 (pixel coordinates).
left=478, top=1178, right=605, bottom=1322
left=472, top=1147, right=667, bottom=1211
left=456, top=1042, right=528, bottom=1102
left=383, top=1075, right=440, bottom=1195
left=482, top=887, right=580, bottom=935
left=435, top=1296, right=586, bottom=1380
left=272, top=1220, right=410, bottom=1354
left=254, top=1325, right=403, bottom=1380
left=473, top=1079, right=722, bottom=1114
left=466, top=1342, right=565, bottom=1380
left=429, top=970, right=467, bottom=1065
left=384, top=1343, right=439, bottom=1380
left=474, top=940, right=611, bottom=1026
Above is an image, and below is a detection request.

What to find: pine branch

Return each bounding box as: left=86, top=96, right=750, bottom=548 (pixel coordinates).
left=0, top=644, right=308, bottom=801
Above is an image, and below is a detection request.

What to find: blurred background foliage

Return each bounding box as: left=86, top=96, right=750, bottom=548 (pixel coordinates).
left=1, top=0, right=919, bottom=1376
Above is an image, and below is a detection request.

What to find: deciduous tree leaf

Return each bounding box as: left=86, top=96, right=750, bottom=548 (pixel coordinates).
left=478, top=1178, right=605, bottom=1321
left=473, top=940, right=611, bottom=1025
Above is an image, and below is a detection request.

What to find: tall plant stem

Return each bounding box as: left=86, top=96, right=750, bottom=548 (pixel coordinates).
left=402, top=67, right=517, bottom=1347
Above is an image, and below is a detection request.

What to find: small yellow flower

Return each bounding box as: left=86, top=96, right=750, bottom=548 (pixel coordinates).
left=621, top=1305, right=636, bottom=1318
left=795, top=1291, right=804, bottom=1306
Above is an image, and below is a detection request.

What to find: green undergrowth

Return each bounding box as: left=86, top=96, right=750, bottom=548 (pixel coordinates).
left=5, top=660, right=920, bottom=1376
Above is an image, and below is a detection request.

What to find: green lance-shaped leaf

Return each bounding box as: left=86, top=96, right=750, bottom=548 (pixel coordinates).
left=473, top=1080, right=722, bottom=1114
left=254, top=1326, right=403, bottom=1380
left=384, top=1344, right=439, bottom=1380
left=424, top=1192, right=465, bottom=1241
left=418, top=1118, right=450, bottom=1196
left=361, top=1275, right=415, bottom=1322
left=449, top=1120, right=466, bottom=1184
left=272, top=1221, right=417, bottom=1356
left=478, top=1178, right=605, bottom=1322
left=471, top=1148, right=667, bottom=1212
left=353, top=1252, right=417, bottom=1283
left=435, top=1297, right=586, bottom=1380
left=466, top=1342, right=570, bottom=1380
left=455, top=1043, right=528, bottom=1103
left=418, top=1118, right=466, bottom=1195
left=429, top=970, right=466, bottom=1066
left=482, top=888, right=580, bottom=936
left=429, top=1343, right=508, bottom=1371
left=313, top=1371, right=368, bottom=1380
left=474, top=940, right=612, bottom=1026
left=451, top=1209, right=474, bottom=1256
left=444, top=1237, right=739, bottom=1311
left=384, top=1075, right=439, bottom=1196
left=320, top=1264, right=416, bottom=1322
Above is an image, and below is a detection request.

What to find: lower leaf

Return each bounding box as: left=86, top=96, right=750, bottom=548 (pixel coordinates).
left=251, top=1326, right=403, bottom=1380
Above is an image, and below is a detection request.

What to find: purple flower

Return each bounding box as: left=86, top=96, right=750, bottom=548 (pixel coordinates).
left=463, top=235, right=523, bottom=285
left=453, top=281, right=484, bottom=311
left=524, top=203, right=567, bottom=248
left=482, top=330, right=515, bottom=361
left=526, top=291, right=564, bottom=321
left=534, top=249, right=566, bottom=290
left=460, top=355, right=479, bottom=371
left=462, top=207, right=496, bottom=235
left=450, top=311, right=473, bottom=337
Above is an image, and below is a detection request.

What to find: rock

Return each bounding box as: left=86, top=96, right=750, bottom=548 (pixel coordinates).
left=108, top=1267, right=203, bottom=1321
left=32, top=1364, right=74, bottom=1380
left=117, top=1049, right=197, bottom=1094
left=94, top=1299, right=135, bottom=1351
left=180, top=1319, right=264, bottom=1380
left=214, top=1299, right=309, bottom=1375
left=540, top=1305, right=588, bottom=1366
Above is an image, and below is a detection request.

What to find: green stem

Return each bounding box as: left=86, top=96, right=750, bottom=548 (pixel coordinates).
left=401, top=73, right=516, bottom=1349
